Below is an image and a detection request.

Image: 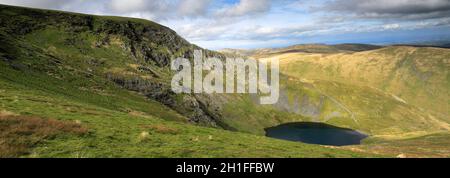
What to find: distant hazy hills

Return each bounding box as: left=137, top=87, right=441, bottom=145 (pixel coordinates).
left=220, top=43, right=450, bottom=58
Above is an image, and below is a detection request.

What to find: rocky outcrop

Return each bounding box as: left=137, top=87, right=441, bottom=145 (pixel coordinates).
left=275, top=89, right=325, bottom=119
left=106, top=74, right=224, bottom=128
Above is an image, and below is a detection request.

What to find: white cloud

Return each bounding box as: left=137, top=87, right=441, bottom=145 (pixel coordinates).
left=108, top=0, right=175, bottom=20
left=217, top=0, right=272, bottom=17
left=0, top=0, right=79, bottom=9
left=110, top=0, right=148, bottom=13
left=383, top=23, right=400, bottom=30
left=177, top=0, right=211, bottom=16
left=323, top=0, right=450, bottom=19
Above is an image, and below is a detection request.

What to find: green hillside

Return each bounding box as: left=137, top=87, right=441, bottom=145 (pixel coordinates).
left=271, top=46, right=449, bottom=121
left=0, top=4, right=377, bottom=158
left=238, top=45, right=450, bottom=157
left=0, top=4, right=449, bottom=158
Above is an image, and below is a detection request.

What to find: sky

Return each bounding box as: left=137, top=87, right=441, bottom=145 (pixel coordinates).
left=1, top=0, right=450, bottom=49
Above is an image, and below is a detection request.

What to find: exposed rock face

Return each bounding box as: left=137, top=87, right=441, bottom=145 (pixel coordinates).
left=106, top=72, right=223, bottom=128
left=274, top=89, right=325, bottom=119
left=298, top=95, right=325, bottom=118
left=93, top=20, right=194, bottom=67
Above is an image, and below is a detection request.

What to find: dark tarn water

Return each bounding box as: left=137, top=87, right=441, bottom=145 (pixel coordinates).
left=265, top=122, right=368, bottom=146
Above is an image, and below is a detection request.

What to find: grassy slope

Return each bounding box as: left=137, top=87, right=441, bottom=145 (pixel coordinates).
left=0, top=62, right=372, bottom=158
left=219, top=73, right=449, bottom=137
left=1, top=4, right=448, bottom=158
left=348, top=132, right=450, bottom=158
left=217, top=45, right=449, bottom=138
left=0, top=5, right=375, bottom=158
left=274, top=47, right=449, bottom=119
left=238, top=46, right=450, bottom=157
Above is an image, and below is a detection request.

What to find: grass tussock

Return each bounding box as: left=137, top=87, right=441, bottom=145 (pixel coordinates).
left=0, top=115, right=88, bottom=158
left=143, top=124, right=180, bottom=135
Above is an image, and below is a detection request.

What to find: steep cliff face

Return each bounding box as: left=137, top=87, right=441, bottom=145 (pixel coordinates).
left=0, top=5, right=225, bottom=128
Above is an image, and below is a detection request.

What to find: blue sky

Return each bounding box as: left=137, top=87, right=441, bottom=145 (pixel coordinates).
left=1, top=0, right=450, bottom=49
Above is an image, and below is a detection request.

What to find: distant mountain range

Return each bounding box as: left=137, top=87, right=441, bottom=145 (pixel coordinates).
left=220, top=42, right=450, bottom=58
